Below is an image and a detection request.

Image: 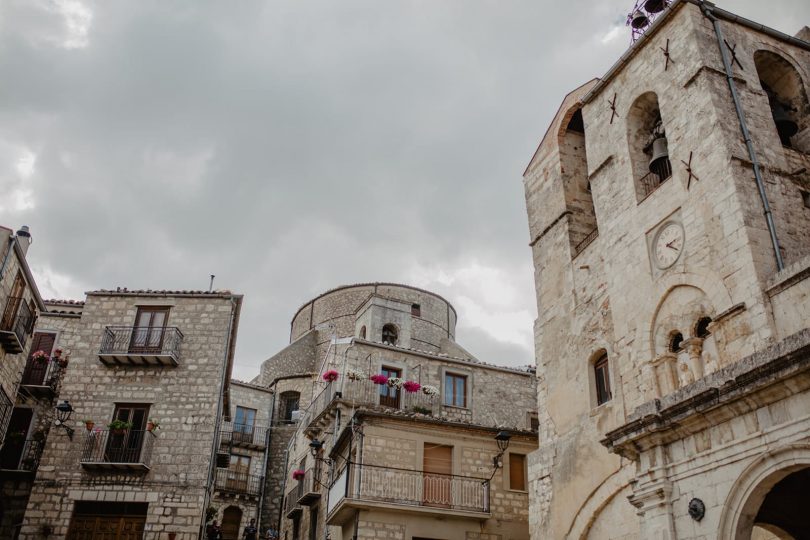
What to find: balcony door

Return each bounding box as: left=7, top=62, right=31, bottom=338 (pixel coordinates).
left=1, top=271, right=25, bottom=329
left=0, top=408, right=33, bottom=469
left=233, top=406, right=256, bottom=444
left=227, top=454, right=250, bottom=491
left=379, top=366, right=401, bottom=409
left=129, top=307, right=169, bottom=353
left=21, top=332, right=56, bottom=386
left=106, top=404, right=149, bottom=463
left=423, top=444, right=452, bottom=507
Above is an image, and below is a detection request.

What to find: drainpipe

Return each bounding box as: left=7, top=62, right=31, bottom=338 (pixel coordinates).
left=699, top=1, right=785, bottom=271
left=0, top=237, right=17, bottom=280
left=257, top=390, right=276, bottom=534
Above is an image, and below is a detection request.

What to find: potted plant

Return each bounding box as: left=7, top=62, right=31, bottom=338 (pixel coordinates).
left=370, top=374, right=389, bottom=385
left=346, top=369, right=365, bottom=381
left=31, top=350, right=49, bottom=365
left=146, top=419, right=160, bottom=432
left=107, top=419, right=133, bottom=435
left=386, top=377, right=403, bottom=389
left=84, top=419, right=95, bottom=431
left=292, top=469, right=305, bottom=481
left=421, top=384, right=439, bottom=396
left=402, top=380, right=421, bottom=393
left=412, top=405, right=432, bottom=415
left=322, top=370, right=339, bottom=383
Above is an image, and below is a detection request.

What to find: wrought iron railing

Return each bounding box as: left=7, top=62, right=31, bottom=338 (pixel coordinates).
left=639, top=158, right=673, bottom=200
left=284, top=483, right=304, bottom=515
left=219, top=421, right=268, bottom=447
left=298, top=467, right=324, bottom=497
left=573, top=227, right=599, bottom=257
left=302, top=378, right=439, bottom=428
left=80, top=429, right=155, bottom=466
left=214, top=468, right=263, bottom=497
left=99, top=326, right=183, bottom=358
left=0, top=296, right=35, bottom=348
left=329, top=462, right=489, bottom=514
left=20, top=357, right=64, bottom=390
left=0, top=387, right=11, bottom=443
left=0, top=438, right=44, bottom=471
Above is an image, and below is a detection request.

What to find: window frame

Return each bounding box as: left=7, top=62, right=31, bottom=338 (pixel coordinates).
left=593, top=354, right=612, bottom=406
left=507, top=452, right=527, bottom=492
left=234, top=406, right=257, bottom=433
left=443, top=372, right=468, bottom=408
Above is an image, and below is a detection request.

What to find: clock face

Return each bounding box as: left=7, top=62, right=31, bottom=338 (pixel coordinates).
left=653, top=222, right=684, bottom=269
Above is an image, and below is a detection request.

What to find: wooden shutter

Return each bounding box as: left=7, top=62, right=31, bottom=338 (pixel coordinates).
left=509, top=453, right=526, bottom=491
left=28, top=332, right=56, bottom=359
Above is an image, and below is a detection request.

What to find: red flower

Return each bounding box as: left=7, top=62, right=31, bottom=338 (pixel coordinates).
left=370, top=374, right=388, bottom=385
left=402, top=381, right=421, bottom=393
left=322, top=370, right=339, bottom=382
left=292, top=469, right=306, bottom=481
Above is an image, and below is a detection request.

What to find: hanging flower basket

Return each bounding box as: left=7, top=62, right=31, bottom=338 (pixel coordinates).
left=421, top=385, right=439, bottom=396
left=386, top=377, right=403, bottom=389
left=346, top=369, right=365, bottom=381
left=370, top=374, right=389, bottom=385
left=292, top=469, right=305, bottom=481
left=31, top=350, right=49, bottom=364
left=322, top=370, right=339, bottom=383
left=402, top=381, right=421, bottom=393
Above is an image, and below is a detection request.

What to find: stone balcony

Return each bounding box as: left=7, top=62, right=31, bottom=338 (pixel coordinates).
left=213, top=468, right=263, bottom=498
left=97, top=326, right=183, bottom=367
left=326, top=462, right=490, bottom=525
left=80, top=429, right=155, bottom=471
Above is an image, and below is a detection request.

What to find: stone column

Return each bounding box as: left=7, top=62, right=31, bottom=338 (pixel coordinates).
left=628, top=445, right=677, bottom=540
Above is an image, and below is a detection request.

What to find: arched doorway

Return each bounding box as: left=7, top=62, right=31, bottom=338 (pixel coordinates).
left=220, top=506, right=242, bottom=540
left=719, top=445, right=810, bottom=540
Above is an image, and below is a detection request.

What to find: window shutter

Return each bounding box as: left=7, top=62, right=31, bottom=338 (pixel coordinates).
left=509, top=453, right=526, bottom=491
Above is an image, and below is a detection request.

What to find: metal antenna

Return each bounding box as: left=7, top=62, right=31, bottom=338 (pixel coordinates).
left=208, top=274, right=215, bottom=292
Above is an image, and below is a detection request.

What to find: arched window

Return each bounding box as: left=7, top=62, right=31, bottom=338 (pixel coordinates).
left=754, top=50, right=810, bottom=153
left=669, top=331, right=684, bottom=353
left=628, top=92, right=672, bottom=200
left=593, top=352, right=612, bottom=406
left=561, top=107, right=599, bottom=256
left=381, top=324, right=398, bottom=346
left=695, top=317, right=712, bottom=338
left=359, top=326, right=366, bottom=339
left=279, top=391, right=300, bottom=423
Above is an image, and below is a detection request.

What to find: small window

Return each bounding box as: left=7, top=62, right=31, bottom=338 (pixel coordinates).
left=444, top=373, right=467, bottom=408
left=234, top=406, right=256, bottom=433
left=695, top=317, right=712, bottom=339
left=594, top=354, right=612, bottom=406
left=509, top=453, right=527, bottom=491
left=359, top=326, right=366, bottom=339
left=802, top=190, right=810, bottom=209
left=381, top=324, right=398, bottom=346
left=411, top=304, right=421, bottom=317
left=529, top=414, right=539, bottom=433
left=669, top=332, right=684, bottom=352
left=280, top=392, right=300, bottom=423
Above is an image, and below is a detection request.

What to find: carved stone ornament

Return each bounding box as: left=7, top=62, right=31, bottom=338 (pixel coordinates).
left=688, top=498, right=706, bottom=521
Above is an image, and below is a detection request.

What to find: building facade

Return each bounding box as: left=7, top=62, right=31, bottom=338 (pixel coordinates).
left=254, top=283, right=538, bottom=540
left=523, top=1, right=810, bottom=539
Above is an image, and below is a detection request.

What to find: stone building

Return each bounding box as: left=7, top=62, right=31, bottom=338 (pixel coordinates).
left=254, top=283, right=538, bottom=540
left=523, top=1, right=810, bottom=538
left=11, top=288, right=243, bottom=539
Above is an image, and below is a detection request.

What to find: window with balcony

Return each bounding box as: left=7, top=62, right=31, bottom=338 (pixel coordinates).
left=234, top=406, right=256, bottom=443
left=81, top=404, right=154, bottom=470
left=99, top=306, right=183, bottom=366
left=130, top=307, right=170, bottom=353
left=20, top=332, right=60, bottom=395
left=444, top=373, right=467, bottom=408
left=379, top=366, right=401, bottom=408
left=509, top=453, right=527, bottom=491
left=0, top=271, right=35, bottom=354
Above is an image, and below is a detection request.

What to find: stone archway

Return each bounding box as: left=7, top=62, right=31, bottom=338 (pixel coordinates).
left=221, top=506, right=243, bottom=540
left=719, top=445, right=810, bottom=539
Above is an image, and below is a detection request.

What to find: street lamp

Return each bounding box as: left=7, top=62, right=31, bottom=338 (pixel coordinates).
left=489, top=431, right=512, bottom=480
left=54, top=400, right=75, bottom=440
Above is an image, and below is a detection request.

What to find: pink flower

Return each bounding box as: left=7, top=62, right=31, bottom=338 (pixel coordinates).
left=370, top=374, right=389, bottom=385
left=322, top=370, right=339, bottom=382
left=292, top=469, right=306, bottom=481
left=402, top=381, right=421, bottom=393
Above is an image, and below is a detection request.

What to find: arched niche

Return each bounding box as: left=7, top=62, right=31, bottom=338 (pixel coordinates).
left=558, top=106, right=598, bottom=254
left=627, top=92, right=672, bottom=200
left=754, top=50, right=810, bottom=153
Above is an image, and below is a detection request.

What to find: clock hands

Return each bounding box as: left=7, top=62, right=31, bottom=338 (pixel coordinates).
left=666, top=240, right=680, bottom=251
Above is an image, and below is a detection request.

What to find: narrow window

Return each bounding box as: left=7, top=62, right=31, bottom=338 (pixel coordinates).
left=234, top=406, right=256, bottom=442
left=359, top=325, right=366, bottom=339
left=130, top=306, right=170, bottom=353
left=308, top=504, right=319, bottom=540
left=529, top=414, right=540, bottom=433
left=669, top=332, right=684, bottom=352
left=695, top=317, right=712, bottom=339
left=411, top=304, right=421, bottom=317
left=280, top=391, right=300, bottom=423
left=0, top=271, right=25, bottom=330
left=444, top=373, right=467, bottom=408
left=801, top=190, right=810, bottom=209
left=594, top=354, right=612, bottom=406
left=509, top=453, right=527, bottom=491
left=381, top=324, right=398, bottom=346
left=561, top=107, right=598, bottom=257
left=379, top=366, right=402, bottom=409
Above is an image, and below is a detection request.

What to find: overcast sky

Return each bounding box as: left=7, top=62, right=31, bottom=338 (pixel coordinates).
left=1, top=0, right=807, bottom=380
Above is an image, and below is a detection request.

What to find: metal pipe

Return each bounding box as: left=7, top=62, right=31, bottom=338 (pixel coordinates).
left=0, top=237, right=17, bottom=280
left=257, top=390, right=276, bottom=535
left=700, top=1, right=785, bottom=271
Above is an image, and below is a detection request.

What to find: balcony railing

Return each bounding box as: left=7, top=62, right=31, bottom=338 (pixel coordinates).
left=219, top=421, right=268, bottom=449
left=303, top=378, right=439, bottom=430
left=80, top=429, right=155, bottom=471
left=296, top=467, right=324, bottom=505
left=20, top=358, right=64, bottom=397
left=0, top=438, right=44, bottom=472
left=214, top=468, right=263, bottom=497
left=573, top=227, right=599, bottom=257
left=327, top=462, right=489, bottom=524
left=639, top=158, right=673, bottom=201
left=284, top=483, right=304, bottom=518
left=0, top=297, right=35, bottom=354
left=98, top=326, right=184, bottom=367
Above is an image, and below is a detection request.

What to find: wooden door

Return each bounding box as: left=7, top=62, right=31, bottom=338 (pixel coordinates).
left=21, top=332, right=56, bottom=385
left=1, top=271, right=25, bottom=329
left=379, top=366, right=401, bottom=408
left=227, top=454, right=250, bottom=491
left=423, top=444, right=452, bottom=507
left=129, top=307, right=168, bottom=353
left=66, top=515, right=146, bottom=539
left=106, top=405, right=149, bottom=463
left=221, top=506, right=242, bottom=540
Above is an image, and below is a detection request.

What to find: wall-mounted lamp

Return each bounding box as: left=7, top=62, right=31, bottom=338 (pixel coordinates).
left=54, top=400, right=75, bottom=440
left=309, top=438, right=324, bottom=458
left=489, top=431, right=512, bottom=480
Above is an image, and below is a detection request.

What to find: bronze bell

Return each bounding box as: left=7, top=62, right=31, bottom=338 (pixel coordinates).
left=631, top=10, right=649, bottom=30
left=649, top=137, right=669, bottom=174
left=771, top=101, right=799, bottom=141
left=644, top=0, right=667, bottom=14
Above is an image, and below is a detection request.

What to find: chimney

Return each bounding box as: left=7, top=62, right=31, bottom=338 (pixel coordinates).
left=15, top=226, right=32, bottom=257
